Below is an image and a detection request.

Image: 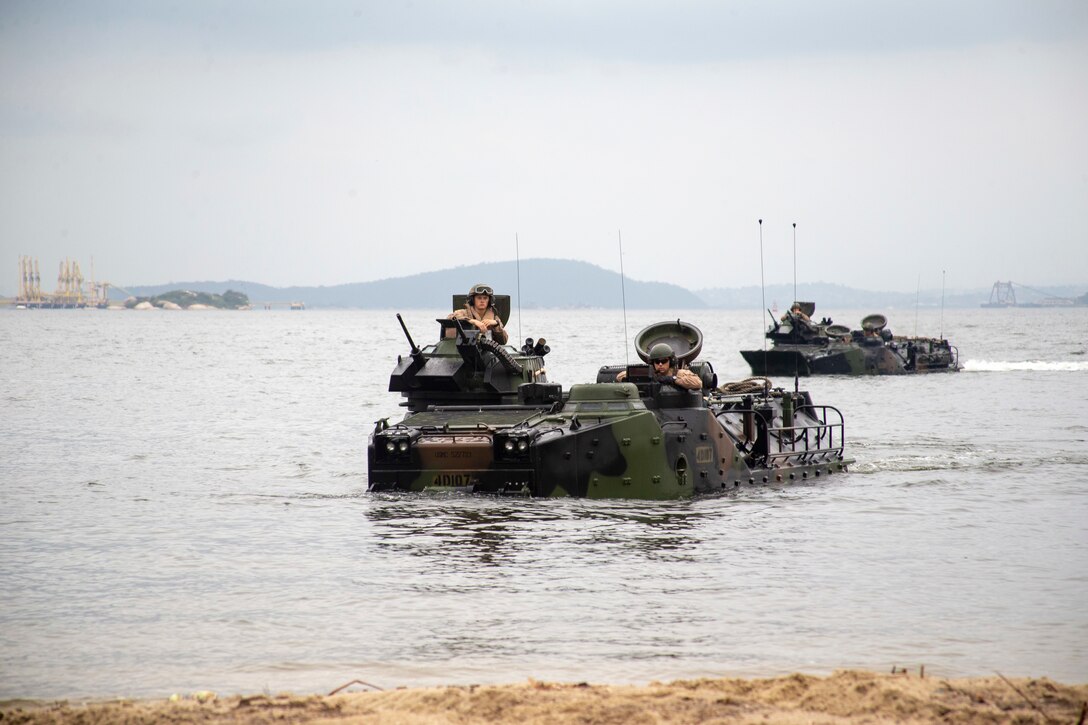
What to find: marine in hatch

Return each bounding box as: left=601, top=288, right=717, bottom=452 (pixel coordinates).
left=447, top=283, right=508, bottom=344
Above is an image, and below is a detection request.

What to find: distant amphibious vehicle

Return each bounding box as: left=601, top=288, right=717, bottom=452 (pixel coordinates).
left=741, top=302, right=960, bottom=376
left=367, top=298, right=852, bottom=499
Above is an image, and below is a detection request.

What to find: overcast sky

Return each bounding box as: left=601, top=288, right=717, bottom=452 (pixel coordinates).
left=1, top=1, right=1086, bottom=294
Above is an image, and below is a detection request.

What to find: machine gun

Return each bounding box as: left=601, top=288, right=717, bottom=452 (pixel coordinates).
left=396, top=313, right=425, bottom=364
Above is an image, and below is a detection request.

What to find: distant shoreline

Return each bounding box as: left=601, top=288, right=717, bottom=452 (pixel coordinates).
left=4, top=298, right=1088, bottom=312
left=3, top=259, right=1086, bottom=310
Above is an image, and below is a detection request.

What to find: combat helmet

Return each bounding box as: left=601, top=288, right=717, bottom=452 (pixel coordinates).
left=468, top=283, right=494, bottom=300
left=648, top=342, right=675, bottom=364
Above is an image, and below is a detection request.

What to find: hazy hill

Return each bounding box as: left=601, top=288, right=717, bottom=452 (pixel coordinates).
left=121, top=259, right=705, bottom=309
left=117, top=258, right=1086, bottom=310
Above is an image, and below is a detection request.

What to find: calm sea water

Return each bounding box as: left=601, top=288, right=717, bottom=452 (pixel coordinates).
left=1, top=306, right=1086, bottom=699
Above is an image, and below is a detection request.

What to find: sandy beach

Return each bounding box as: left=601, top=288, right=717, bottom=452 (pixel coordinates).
left=3, top=670, right=1086, bottom=724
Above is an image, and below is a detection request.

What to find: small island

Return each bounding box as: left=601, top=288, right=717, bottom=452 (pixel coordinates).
left=125, top=289, right=250, bottom=310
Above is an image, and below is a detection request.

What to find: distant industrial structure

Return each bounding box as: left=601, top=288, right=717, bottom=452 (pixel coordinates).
left=981, top=281, right=1087, bottom=308
left=259, top=300, right=306, bottom=310
left=14, top=256, right=115, bottom=308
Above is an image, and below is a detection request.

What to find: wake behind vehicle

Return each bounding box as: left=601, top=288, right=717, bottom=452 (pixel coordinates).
left=741, top=302, right=960, bottom=376
left=368, top=301, right=852, bottom=499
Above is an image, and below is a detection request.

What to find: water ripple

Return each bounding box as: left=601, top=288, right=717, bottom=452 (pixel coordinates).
left=1, top=307, right=1086, bottom=698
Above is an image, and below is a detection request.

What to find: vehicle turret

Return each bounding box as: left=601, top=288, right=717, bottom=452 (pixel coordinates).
left=386, top=294, right=555, bottom=412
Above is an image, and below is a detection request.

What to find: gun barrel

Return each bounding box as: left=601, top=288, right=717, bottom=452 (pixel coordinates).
left=396, top=313, right=422, bottom=356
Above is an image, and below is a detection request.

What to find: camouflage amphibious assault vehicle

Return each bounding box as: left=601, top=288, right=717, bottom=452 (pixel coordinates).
left=741, top=302, right=960, bottom=376
left=368, top=304, right=852, bottom=499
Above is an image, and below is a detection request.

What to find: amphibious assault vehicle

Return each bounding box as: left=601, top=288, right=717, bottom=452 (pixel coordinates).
left=741, top=303, right=960, bottom=376
left=368, top=302, right=852, bottom=499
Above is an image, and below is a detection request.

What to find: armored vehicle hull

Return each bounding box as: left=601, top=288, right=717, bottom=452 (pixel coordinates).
left=369, top=381, right=849, bottom=499
left=741, top=305, right=959, bottom=376
left=368, top=318, right=852, bottom=499
left=741, top=336, right=957, bottom=376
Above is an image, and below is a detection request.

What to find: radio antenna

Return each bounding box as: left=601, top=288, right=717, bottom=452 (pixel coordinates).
left=792, top=222, right=797, bottom=304
left=515, top=232, right=523, bottom=346
left=792, top=222, right=799, bottom=393
left=914, top=273, right=921, bottom=337
left=759, top=219, right=768, bottom=384
left=940, top=269, right=946, bottom=340
left=618, top=230, right=629, bottom=369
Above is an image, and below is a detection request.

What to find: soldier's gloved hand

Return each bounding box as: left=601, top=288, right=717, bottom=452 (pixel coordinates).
left=658, top=375, right=676, bottom=385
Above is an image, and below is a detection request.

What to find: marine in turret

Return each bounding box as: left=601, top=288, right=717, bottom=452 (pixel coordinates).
left=447, top=283, right=508, bottom=344
left=615, top=342, right=702, bottom=389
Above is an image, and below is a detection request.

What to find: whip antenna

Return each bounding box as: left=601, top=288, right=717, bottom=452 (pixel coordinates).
left=618, top=230, right=629, bottom=369
left=515, top=232, right=523, bottom=346
left=792, top=222, right=797, bottom=303
left=940, top=269, right=946, bottom=340
left=759, top=219, right=768, bottom=385
left=792, top=222, right=799, bottom=393
left=914, top=273, right=920, bottom=337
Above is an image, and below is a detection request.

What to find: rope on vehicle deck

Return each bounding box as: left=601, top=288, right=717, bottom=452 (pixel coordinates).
left=716, top=377, right=773, bottom=395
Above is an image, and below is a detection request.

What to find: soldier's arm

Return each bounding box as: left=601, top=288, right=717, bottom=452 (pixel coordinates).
left=674, top=368, right=702, bottom=390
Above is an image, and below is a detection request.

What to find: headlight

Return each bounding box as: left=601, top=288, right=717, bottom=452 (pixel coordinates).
left=380, top=437, right=411, bottom=458
left=497, top=435, right=532, bottom=460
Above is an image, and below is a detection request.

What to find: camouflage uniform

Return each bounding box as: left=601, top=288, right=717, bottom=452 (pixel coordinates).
left=666, top=365, right=702, bottom=390
left=615, top=364, right=702, bottom=389
left=448, top=284, right=508, bottom=344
